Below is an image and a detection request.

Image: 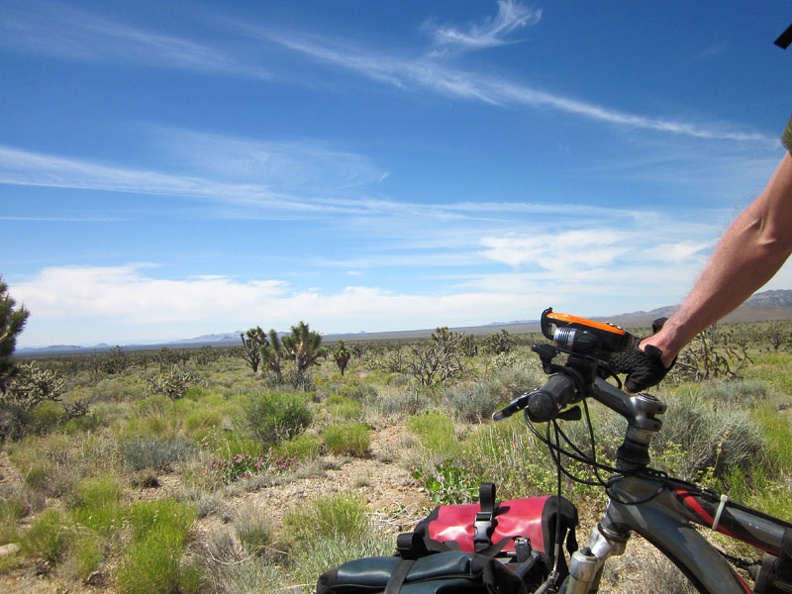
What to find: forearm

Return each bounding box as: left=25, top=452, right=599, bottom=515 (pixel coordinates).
left=646, top=151, right=792, bottom=365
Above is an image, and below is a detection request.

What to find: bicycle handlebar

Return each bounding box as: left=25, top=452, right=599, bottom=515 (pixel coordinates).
left=526, top=373, right=578, bottom=423
left=491, top=373, right=577, bottom=422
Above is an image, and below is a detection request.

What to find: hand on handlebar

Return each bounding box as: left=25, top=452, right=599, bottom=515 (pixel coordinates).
left=609, top=318, right=675, bottom=392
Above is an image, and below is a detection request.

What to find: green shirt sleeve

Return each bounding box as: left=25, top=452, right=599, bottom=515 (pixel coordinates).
left=783, top=114, right=792, bottom=151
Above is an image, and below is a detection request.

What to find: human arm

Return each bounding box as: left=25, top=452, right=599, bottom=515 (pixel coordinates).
left=643, top=149, right=792, bottom=367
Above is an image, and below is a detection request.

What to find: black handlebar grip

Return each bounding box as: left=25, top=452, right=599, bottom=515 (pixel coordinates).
left=527, top=373, right=577, bottom=423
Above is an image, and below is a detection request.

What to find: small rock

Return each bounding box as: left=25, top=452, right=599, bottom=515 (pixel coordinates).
left=0, top=543, right=19, bottom=557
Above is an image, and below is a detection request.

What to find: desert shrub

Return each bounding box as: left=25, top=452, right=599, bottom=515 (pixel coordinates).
left=135, top=394, right=174, bottom=417
left=198, top=528, right=287, bottom=594
left=341, top=382, right=378, bottom=401
left=183, top=407, right=223, bottom=435
left=291, top=532, right=395, bottom=586
left=28, top=400, right=65, bottom=434
left=365, top=386, right=432, bottom=419
left=277, top=433, right=322, bottom=461
left=407, top=412, right=459, bottom=458
left=231, top=504, right=273, bottom=556
left=69, top=474, right=125, bottom=537
left=20, top=507, right=70, bottom=564
left=282, top=493, right=370, bottom=548
left=90, top=375, right=148, bottom=403
left=63, top=530, right=104, bottom=581
left=244, top=391, right=312, bottom=447
left=326, top=395, right=363, bottom=420
left=283, top=493, right=392, bottom=584
left=442, top=377, right=505, bottom=423
left=122, top=435, right=198, bottom=472
left=178, top=559, right=204, bottom=594
left=321, top=422, right=371, bottom=457
left=0, top=481, right=42, bottom=544
left=655, top=389, right=762, bottom=483
left=461, top=417, right=558, bottom=501
left=703, top=379, right=769, bottom=406
left=117, top=498, right=196, bottom=594
left=9, top=433, right=82, bottom=498
left=0, top=481, right=39, bottom=523
left=752, top=402, right=792, bottom=478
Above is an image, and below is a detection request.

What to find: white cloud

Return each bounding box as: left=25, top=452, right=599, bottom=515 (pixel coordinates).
left=0, top=142, right=387, bottom=215
left=259, top=27, right=773, bottom=144
left=2, top=3, right=773, bottom=145
left=480, top=229, right=633, bottom=269
left=426, top=0, right=542, bottom=53
left=0, top=1, right=269, bottom=78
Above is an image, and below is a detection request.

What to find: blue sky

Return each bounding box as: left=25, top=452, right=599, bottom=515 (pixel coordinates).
left=2, top=0, right=792, bottom=348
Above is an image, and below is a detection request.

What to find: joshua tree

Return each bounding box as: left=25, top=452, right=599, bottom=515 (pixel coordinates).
left=282, top=321, right=326, bottom=373
left=260, top=328, right=285, bottom=382
left=332, top=340, right=352, bottom=376
left=241, top=327, right=266, bottom=372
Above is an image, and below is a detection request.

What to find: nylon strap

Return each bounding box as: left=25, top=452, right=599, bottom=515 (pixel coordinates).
left=474, top=482, right=498, bottom=552
left=384, top=559, right=415, bottom=594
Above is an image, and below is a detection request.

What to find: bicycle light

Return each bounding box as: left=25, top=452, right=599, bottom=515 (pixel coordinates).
left=541, top=308, right=635, bottom=359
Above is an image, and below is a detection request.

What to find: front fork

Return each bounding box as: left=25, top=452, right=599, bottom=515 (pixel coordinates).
left=563, top=518, right=630, bottom=594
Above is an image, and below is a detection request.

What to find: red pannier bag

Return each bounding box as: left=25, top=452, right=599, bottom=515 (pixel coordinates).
left=397, top=483, right=578, bottom=588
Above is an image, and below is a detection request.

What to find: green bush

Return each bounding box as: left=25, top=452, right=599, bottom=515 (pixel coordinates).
left=407, top=412, right=459, bottom=458
left=283, top=493, right=392, bottom=584
left=244, top=391, right=312, bottom=447
left=184, top=407, right=223, bottom=434
left=326, top=395, right=363, bottom=420
left=461, top=417, right=558, bottom=500
left=20, top=508, right=69, bottom=564
left=117, top=498, right=196, bottom=594
left=282, top=493, right=370, bottom=547
left=322, top=422, right=371, bottom=456
left=64, top=530, right=104, bottom=580
left=69, top=474, right=125, bottom=537
left=278, top=433, right=322, bottom=461
left=752, top=402, right=792, bottom=477
left=29, top=400, right=64, bottom=434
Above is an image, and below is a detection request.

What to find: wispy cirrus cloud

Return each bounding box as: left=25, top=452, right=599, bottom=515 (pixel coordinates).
left=0, top=0, right=269, bottom=78
left=0, top=1, right=772, bottom=144
left=260, top=31, right=771, bottom=144
left=0, top=141, right=390, bottom=216
left=425, top=0, right=542, bottom=54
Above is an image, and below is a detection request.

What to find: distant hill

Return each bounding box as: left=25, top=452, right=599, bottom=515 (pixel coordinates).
left=607, top=289, right=792, bottom=329
left=16, top=289, right=792, bottom=356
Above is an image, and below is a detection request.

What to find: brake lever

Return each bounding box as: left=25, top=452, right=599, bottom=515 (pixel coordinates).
left=492, top=392, right=531, bottom=421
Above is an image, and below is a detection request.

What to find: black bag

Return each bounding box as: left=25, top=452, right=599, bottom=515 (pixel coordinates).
left=316, top=549, right=527, bottom=594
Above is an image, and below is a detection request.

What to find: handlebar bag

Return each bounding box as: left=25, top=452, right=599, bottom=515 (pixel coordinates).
left=316, top=549, right=527, bottom=594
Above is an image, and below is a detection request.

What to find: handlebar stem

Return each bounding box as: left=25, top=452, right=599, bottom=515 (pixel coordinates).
left=590, top=378, right=667, bottom=471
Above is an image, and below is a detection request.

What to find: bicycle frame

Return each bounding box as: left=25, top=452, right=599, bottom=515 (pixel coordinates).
left=566, top=473, right=792, bottom=593
left=559, top=378, right=792, bottom=594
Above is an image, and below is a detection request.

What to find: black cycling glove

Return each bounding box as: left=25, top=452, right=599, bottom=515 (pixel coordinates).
left=609, top=318, right=674, bottom=393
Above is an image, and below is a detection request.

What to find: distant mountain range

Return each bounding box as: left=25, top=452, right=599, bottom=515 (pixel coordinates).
left=16, top=289, right=792, bottom=357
